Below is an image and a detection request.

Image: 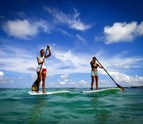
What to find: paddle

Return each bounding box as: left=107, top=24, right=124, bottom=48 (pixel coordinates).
left=96, top=57, right=124, bottom=91
left=31, top=45, right=49, bottom=91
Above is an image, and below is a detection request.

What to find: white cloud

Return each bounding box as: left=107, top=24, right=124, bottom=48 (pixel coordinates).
left=0, top=71, right=4, bottom=78
left=45, top=7, right=92, bottom=31
left=40, top=48, right=92, bottom=76
left=76, top=34, right=87, bottom=45
left=3, top=19, right=50, bottom=39
left=34, top=20, right=51, bottom=32
left=94, top=35, right=104, bottom=42
left=104, top=56, right=143, bottom=69
left=58, top=74, right=70, bottom=85
left=57, top=74, right=89, bottom=88
left=110, top=72, right=143, bottom=86
left=0, top=51, right=6, bottom=56
left=79, top=80, right=89, bottom=86
left=98, top=80, right=111, bottom=87
left=104, top=22, right=137, bottom=44
left=57, top=28, right=73, bottom=37
left=96, top=72, right=143, bottom=87
left=0, top=74, right=30, bottom=84
left=3, top=20, right=37, bottom=38
left=0, top=45, right=37, bottom=74
left=53, top=49, right=90, bottom=70
left=0, top=57, right=36, bottom=74
left=60, top=74, right=69, bottom=82
left=103, top=21, right=143, bottom=44
left=137, top=21, right=143, bottom=35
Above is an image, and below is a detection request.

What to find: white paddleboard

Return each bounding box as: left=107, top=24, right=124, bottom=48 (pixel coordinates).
left=82, top=88, right=121, bottom=93
left=28, top=90, right=69, bottom=95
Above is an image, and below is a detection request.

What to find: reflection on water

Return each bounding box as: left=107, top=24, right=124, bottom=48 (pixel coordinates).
left=91, top=96, right=112, bottom=124
left=28, top=96, right=49, bottom=123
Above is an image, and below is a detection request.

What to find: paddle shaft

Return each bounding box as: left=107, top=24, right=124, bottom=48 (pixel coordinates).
left=96, top=58, right=124, bottom=91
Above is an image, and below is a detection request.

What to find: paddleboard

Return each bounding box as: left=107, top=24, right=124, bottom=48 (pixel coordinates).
left=28, top=90, right=69, bottom=95
left=82, top=87, right=121, bottom=94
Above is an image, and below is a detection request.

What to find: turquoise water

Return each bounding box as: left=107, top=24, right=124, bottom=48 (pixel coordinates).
left=0, top=88, right=143, bottom=124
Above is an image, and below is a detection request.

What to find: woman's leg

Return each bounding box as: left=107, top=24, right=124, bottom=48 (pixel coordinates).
left=91, top=76, right=94, bottom=90
left=95, top=76, right=98, bottom=90
left=42, top=72, right=47, bottom=93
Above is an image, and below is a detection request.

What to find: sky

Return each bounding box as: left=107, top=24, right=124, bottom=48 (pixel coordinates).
left=0, top=0, right=143, bottom=88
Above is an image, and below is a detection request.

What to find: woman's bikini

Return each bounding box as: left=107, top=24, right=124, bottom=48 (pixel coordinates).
left=91, top=63, right=98, bottom=69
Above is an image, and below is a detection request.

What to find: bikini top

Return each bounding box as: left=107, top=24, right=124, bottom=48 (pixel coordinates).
left=91, top=63, right=98, bottom=69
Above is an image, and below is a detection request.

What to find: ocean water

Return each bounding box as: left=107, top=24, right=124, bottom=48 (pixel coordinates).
left=0, top=88, right=143, bottom=124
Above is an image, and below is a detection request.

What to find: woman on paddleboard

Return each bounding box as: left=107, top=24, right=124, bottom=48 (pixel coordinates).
left=37, top=46, right=51, bottom=93
left=90, top=57, right=103, bottom=90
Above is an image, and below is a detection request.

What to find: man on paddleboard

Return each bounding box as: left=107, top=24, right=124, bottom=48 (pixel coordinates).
left=90, top=57, right=103, bottom=90
left=37, top=46, right=51, bottom=93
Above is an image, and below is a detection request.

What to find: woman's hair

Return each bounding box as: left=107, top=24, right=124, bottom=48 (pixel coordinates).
left=93, top=57, right=96, bottom=60
left=40, top=49, right=44, bottom=53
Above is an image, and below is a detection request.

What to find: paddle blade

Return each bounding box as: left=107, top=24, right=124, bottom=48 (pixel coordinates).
left=31, top=79, right=39, bottom=91
left=116, top=83, right=124, bottom=91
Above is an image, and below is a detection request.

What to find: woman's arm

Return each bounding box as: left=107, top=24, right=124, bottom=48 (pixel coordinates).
left=97, top=63, right=103, bottom=68
left=90, top=60, right=95, bottom=65
left=45, top=46, right=51, bottom=58
left=37, top=57, right=44, bottom=65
